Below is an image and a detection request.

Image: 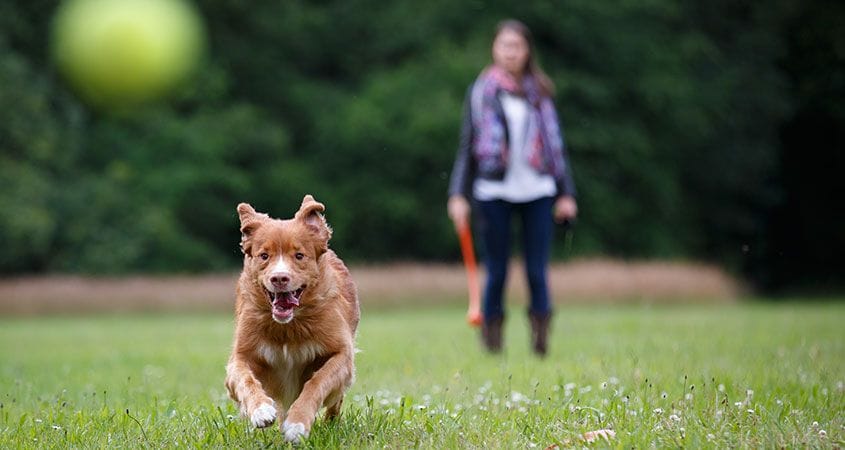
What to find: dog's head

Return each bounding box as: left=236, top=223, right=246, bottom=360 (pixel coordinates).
left=237, top=195, right=333, bottom=324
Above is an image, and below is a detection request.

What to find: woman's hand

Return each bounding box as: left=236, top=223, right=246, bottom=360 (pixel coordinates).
left=553, top=195, right=577, bottom=223
left=447, top=195, right=471, bottom=232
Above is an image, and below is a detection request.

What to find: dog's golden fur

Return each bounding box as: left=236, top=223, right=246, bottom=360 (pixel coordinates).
left=225, top=195, right=359, bottom=443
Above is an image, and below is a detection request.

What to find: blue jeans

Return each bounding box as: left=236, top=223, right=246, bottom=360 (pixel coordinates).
left=476, top=197, right=554, bottom=321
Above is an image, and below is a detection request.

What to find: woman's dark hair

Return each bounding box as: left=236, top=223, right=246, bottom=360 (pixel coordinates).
left=494, top=19, right=555, bottom=97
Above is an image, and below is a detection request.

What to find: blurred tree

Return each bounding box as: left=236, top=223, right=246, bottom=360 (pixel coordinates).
left=766, top=0, right=845, bottom=291
left=0, top=0, right=840, bottom=291
left=0, top=38, right=83, bottom=272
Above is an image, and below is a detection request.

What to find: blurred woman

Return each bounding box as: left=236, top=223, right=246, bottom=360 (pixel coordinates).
left=448, top=19, right=577, bottom=356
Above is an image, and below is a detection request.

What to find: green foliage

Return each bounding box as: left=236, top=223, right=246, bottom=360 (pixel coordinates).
left=1, top=304, right=843, bottom=447
left=0, top=0, right=838, bottom=279
left=0, top=37, right=83, bottom=272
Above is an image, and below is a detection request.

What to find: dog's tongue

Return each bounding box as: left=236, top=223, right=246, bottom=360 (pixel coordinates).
left=272, top=291, right=300, bottom=308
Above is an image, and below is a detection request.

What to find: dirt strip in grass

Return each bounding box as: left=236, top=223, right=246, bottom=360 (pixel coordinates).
left=0, top=259, right=741, bottom=315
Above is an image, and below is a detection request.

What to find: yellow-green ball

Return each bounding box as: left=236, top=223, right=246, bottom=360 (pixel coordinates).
left=51, top=0, right=205, bottom=110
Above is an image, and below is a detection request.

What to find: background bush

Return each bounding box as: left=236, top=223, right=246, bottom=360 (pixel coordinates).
left=0, top=0, right=842, bottom=291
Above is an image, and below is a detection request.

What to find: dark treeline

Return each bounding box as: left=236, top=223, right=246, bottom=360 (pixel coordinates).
left=0, top=1, right=842, bottom=292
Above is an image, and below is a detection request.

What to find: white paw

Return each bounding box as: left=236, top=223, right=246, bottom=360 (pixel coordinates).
left=282, top=421, right=308, bottom=443
left=250, top=403, right=277, bottom=428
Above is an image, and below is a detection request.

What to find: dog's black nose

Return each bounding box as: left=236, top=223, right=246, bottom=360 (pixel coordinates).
left=270, top=273, right=291, bottom=287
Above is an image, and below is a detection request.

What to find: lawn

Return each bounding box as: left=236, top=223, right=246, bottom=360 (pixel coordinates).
left=1, top=302, right=843, bottom=448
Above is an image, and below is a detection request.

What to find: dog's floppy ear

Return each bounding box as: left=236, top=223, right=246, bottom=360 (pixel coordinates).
left=295, top=195, right=332, bottom=251
left=237, top=203, right=268, bottom=255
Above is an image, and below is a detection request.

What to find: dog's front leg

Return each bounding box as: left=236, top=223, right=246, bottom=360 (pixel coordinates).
left=225, top=356, right=277, bottom=428
left=282, top=351, right=353, bottom=443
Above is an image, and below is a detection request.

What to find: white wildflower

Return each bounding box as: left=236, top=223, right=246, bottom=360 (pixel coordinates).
left=669, top=414, right=681, bottom=422
left=653, top=408, right=664, bottom=415
left=819, top=430, right=827, bottom=438
left=479, top=381, right=492, bottom=394
left=510, top=391, right=528, bottom=403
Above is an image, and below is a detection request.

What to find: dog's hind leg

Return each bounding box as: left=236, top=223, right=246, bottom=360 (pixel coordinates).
left=323, top=391, right=344, bottom=420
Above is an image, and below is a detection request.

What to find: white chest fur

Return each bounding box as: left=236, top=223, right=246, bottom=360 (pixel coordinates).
left=258, top=341, right=325, bottom=367
left=256, top=341, right=326, bottom=408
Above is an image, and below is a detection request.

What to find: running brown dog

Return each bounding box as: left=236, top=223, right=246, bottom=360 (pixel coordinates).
left=225, top=195, right=359, bottom=443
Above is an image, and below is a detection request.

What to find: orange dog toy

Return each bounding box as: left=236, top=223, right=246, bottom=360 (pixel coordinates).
left=458, top=223, right=482, bottom=327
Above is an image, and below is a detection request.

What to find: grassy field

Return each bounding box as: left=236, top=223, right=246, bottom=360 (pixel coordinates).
left=1, top=302, right=843, bottom=448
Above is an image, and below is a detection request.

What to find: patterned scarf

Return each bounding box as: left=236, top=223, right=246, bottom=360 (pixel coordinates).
left=470, top=65, right=565, bottom=179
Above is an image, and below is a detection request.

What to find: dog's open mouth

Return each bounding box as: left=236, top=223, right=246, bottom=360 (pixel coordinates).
left=265, top=287, right=304, bottom=322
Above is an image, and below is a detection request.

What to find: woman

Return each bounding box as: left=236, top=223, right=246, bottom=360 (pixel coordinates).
left=448, top=19, right=577, bottom=356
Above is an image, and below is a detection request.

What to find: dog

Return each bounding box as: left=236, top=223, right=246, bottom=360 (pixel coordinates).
left=225, top=195, right=359, bottom=443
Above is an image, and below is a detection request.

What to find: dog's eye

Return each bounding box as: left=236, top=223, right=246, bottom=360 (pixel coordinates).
left=295, top=252, right=305, bottom=260
left=259, top=252, right=270, bottom=260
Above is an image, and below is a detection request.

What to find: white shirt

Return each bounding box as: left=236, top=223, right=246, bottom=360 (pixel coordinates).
left=473, top=92, right=557, bottom=203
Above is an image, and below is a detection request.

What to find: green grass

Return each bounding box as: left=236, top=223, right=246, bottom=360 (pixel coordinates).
left=1, top=302, right=843, bottom=448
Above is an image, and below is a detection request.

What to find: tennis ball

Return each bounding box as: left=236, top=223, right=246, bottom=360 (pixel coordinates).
left=51, top=0, right=205, bottom=110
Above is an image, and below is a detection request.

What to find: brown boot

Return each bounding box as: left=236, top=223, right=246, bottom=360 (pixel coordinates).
left=529, top=312, right=551, bottom=356
left=481, top=317, right=504, bottom=353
